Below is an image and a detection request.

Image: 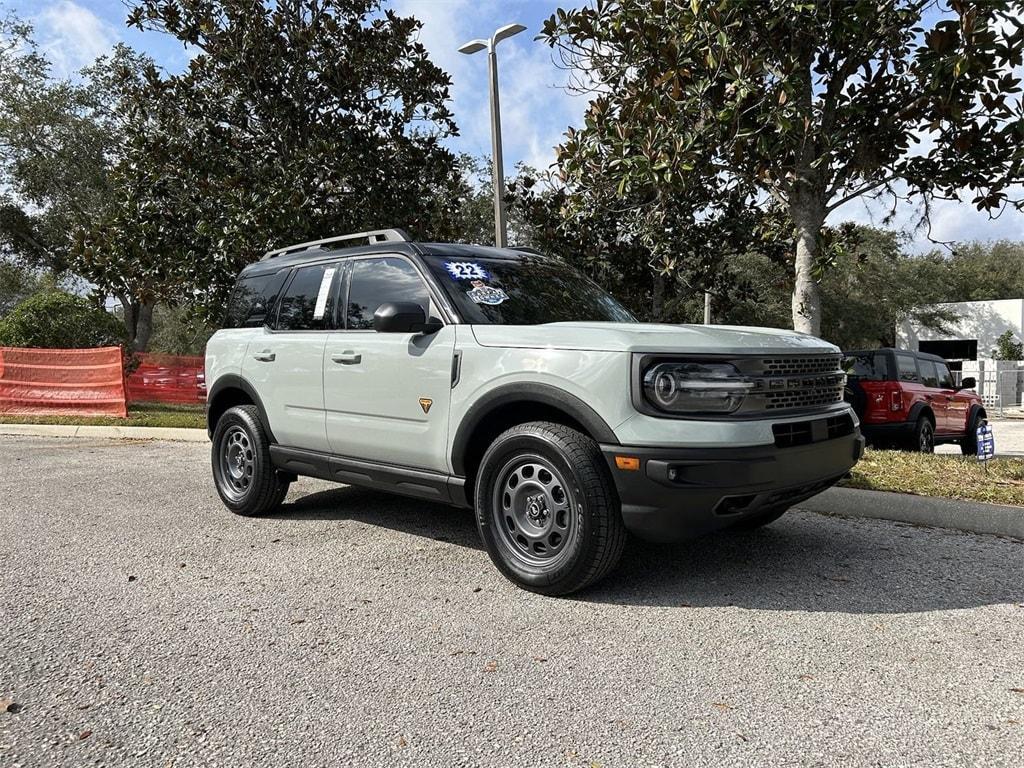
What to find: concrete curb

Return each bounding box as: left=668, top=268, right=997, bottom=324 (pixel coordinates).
left=0, top=423, right=208, bottom=442
left=800, top=486, right=1024, bottom=540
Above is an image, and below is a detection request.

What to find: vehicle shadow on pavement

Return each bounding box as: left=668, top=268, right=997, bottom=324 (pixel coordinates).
left=273, top=485, right=484, bottom=550
left=277, top=486, right=1023, bottom=614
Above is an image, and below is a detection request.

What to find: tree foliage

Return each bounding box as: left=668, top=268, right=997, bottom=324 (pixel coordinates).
left=121, top=0, right=465, bottom=316
left=991, top=329, right=1023, bottom=360
left=0, top=15, right=174, bottom=349
left=542, top=0, right=1024, bottom=334
left=0, top=290, right=126, bottom=348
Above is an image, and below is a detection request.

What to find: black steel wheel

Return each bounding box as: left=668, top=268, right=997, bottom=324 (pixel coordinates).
left=211, top=404, right=289, bottom=516
left=475, top=421, right=626, bottom=596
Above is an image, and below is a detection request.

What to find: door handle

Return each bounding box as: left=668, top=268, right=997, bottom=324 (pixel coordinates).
left=252, top=350, right=276, bottom=362
left=331, top=352, right=361, bottom=365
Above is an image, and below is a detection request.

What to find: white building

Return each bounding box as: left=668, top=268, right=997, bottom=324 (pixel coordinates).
left=897, top=298, right=1024, bottom=408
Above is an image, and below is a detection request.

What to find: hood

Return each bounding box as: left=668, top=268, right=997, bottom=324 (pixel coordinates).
left=470, top=322, right=839, bottom=356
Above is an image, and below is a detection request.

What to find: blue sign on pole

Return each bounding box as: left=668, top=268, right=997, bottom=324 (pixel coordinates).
left=976, top=424, right=995, bottom=461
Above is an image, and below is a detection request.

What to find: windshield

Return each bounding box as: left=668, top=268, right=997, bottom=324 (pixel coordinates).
left=423, top=254, right=636, bottom=325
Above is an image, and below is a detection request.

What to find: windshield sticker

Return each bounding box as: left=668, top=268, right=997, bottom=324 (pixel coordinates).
left=466, top=280, right=508, bottom=306
left=444, top=261, right=490, bottom=281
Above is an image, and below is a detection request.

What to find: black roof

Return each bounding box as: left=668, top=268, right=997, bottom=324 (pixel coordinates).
left=846, top=347, right=947, bottom=363
left=239, top=240, right=547, bottom=278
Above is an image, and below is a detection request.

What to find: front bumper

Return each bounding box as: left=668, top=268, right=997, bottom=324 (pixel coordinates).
left=600, top=431, right=864, bottom=542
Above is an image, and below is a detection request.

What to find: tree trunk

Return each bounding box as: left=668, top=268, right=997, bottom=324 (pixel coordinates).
left=132, top=301, right=155, bottom=352
left=114, top=293, right=155, bottom=352
left=790, top=199, right=825, bottom=336
left=651, top=272, right=665, bottom=321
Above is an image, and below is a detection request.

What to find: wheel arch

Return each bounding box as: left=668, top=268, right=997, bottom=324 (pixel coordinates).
left=206, top=374, right=276, bottom=442
left=450, top=382, right=619, bottom=486
left=907, top=401, right=935, bottom=426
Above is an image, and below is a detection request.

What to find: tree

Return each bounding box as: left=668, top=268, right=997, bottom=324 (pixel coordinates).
left=542, top=0, right=1024, bottom=334
left=992, top=329, right=1024, bottom=360
left=0, top=259, right=45, bottom=318
left=0, top=290, right=126, bottom=348
left=0, top=16, right=175, bottom=349
left=122, top=0, right=465, bottom=316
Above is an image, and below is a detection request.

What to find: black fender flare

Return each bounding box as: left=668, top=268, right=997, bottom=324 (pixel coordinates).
left=449, top=381, right=619, bottom=477
left=907, top=401, right=934, bottom=426
left=206, top=374, right=276, bottom=443
left=966, top=403, right=987, bottom=430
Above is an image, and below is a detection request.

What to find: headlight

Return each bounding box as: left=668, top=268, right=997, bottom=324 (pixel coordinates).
left=641, top=361, right=755, bottom=414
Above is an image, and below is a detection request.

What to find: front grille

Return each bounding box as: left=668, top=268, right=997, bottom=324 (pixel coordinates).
left=758, top=354, right=843, bottom=377
left=740, top=354, right=846, bottom=415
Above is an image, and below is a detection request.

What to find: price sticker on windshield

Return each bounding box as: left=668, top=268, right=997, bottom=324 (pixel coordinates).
left=444, top=261, right=489, bottom=281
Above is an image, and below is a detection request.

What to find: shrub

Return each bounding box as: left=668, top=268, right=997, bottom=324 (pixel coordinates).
left=0, top=290, right=127, bottom=348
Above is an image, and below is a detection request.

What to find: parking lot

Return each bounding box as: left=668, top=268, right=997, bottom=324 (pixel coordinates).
left=2, top=435, right=1023, bottom=767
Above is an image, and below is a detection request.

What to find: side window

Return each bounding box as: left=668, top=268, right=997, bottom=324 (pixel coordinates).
left=895, top=353, right=919, bottom=383
left=918, top=360, right=939, bottom=388
left=223, top=271, right=287, bottom=328
left=936, top=362, right=954, bottom=389
left=275, top=264, right=337, bottom=331
left=346, top=257, right=430, bottom=330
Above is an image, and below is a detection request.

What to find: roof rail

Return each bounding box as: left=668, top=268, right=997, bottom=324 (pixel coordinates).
left=510, top=245, right=544, bottom=256
left=262, top=228, right=411, bottom=260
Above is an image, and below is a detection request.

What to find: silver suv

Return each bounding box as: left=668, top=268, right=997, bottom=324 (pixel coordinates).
left=206, top=229, right=863, bottom=594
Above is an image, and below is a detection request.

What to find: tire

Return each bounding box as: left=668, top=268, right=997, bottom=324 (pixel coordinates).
left=211, top=404, right=289, bottom=516
left=729, top=504, right=789, bottom=531
left=960, top=411, right=985, bottom=456
left=474, top=421, right=627, bottom=596
left=909, top=415, right=935, bottom=454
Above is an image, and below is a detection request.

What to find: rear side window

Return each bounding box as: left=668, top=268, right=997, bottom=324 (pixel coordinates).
left=346, top=257, right=430, bottom=330
left=275, top=264, right=337, bottom=331
left=895, top=353, right=919, bottom=382
left=844, top=353, right=889, bottom=381
left=223, top=271, right=288, bottom=328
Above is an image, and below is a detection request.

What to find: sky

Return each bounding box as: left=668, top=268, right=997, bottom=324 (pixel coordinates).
left=9, top=0, right=1024, bottom=250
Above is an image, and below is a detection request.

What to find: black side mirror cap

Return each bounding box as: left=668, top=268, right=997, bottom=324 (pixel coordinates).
left=959, top=376, right=977, bottom=390
left=373, top=302, right=438, bottom=334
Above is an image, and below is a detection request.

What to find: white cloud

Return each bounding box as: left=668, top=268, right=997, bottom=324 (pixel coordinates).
left=35, top=0, right=116, bottom=78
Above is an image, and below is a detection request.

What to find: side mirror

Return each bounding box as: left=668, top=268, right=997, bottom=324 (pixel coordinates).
left=959, top=376, right=976, bottom=390
left=373, top=302, right=439, bottom=334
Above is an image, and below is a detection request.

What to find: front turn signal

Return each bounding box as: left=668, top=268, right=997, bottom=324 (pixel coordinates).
left=615, top=456, right=640, bottom=471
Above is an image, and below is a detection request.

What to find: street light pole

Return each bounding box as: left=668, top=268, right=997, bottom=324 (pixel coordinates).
left=459, top=23, right=526, bottom=250
left=487, top=45, right=507, bottom=248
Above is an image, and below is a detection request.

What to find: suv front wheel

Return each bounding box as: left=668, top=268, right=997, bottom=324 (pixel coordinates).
left=475, top=422, right=626, bottom=596
left=211, top=404, right=290, bottom=516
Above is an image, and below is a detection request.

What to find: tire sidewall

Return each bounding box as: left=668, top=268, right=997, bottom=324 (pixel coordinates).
left=211, top=405, right=271, bottom=513
left=475, top=430, right=602, bottom=592
left=914, top=416, right=934, bottom=453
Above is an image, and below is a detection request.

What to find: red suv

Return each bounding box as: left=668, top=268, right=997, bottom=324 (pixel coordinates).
left=843, top=349, right=985, bottom=453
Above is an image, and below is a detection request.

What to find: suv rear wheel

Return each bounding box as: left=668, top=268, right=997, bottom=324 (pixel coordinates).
left=211, top=404, right=290, bottom=516
left=475, top=422, right=626, bottom=596
left=910, top=415, right=935, bottom=453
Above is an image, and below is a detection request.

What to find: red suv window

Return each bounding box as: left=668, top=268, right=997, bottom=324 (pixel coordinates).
left=895, top=353, right=918, bottom=382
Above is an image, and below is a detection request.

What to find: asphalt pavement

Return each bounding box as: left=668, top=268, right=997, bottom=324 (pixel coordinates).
left=2, top=435, right=1022, bottom=767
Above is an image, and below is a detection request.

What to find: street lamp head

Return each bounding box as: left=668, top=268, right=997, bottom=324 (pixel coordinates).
left=457, top=39, right=488, bottom=55
left=493, top=23, right=527, bottom=45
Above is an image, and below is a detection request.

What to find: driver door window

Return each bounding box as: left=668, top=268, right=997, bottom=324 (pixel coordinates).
left=346, top=257, right=432, bottom=329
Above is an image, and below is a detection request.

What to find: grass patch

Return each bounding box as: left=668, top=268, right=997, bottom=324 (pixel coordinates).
left=842, top=448, right=1024, bottom=507
left=0, top=402, right=205, bottom=429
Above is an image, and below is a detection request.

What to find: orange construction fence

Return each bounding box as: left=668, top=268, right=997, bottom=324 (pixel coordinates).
left=0, top=346, right=128, bottom=417
left=125, top=353, right=206, bottom=405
